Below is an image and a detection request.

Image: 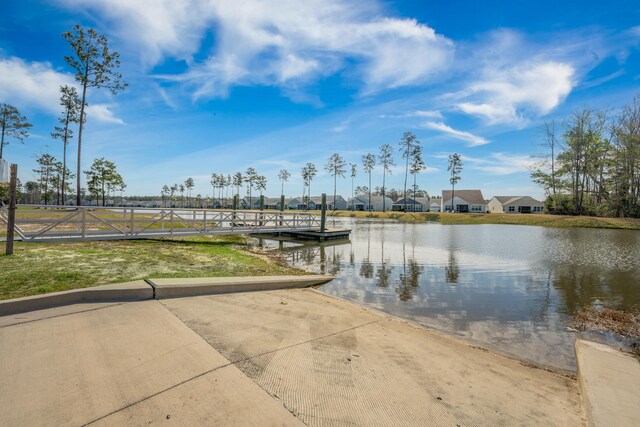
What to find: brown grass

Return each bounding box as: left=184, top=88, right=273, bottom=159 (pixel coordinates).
left=571, top=307, right=640, bottom=356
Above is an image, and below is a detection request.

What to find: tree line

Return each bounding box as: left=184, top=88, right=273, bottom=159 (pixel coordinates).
left=199, top=131, right=444, bottom=212
left=531, top=95, right=640, bottom=217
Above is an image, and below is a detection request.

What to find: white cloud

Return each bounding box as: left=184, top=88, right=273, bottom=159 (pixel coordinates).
left=380, top=110, right=443, bottom=119
left=0, top=56, right=125, bottom=124
left=0, top=56, right=75, bottom=113
left=464, top=153, right=536, bottom=175
left=423, top=121, right=489, bottom=147
left=55, top=0, right=454, bottom=98
left=85, top=104, right=125, bottom=125
left=456, top=61, right=575, bottom=126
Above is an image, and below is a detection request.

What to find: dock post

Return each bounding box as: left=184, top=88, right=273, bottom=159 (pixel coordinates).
left=5, top=163, right=17, bottom=255
left=320, top=193, right=327, bottom=233
left=280, top=194, right=285, bottom=226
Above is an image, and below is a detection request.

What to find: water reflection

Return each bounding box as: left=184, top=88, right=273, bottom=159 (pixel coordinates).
left=264, top=218, right=640, bottom=371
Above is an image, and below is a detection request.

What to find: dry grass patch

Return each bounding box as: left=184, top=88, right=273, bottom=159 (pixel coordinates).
left=571, top=306, right=640, bottom=356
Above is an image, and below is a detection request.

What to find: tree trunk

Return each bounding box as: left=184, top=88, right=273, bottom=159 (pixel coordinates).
left=76, top=67, right=89, bottom=206
left=382, top=170, right=386, bottom=212
left=404, top=156, right=409, bottom=211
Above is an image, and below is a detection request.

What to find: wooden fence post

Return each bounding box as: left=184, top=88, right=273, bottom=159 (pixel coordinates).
left=5, top=164, right=18, bottom=255
left=320, top=193, right=327, bottom=233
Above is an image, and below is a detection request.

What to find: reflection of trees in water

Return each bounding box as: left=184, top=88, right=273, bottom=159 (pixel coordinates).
left=444, top=225, right=460, bottom=285
left=396, top=259, right=423, bottom=301
left=375, top=240, right=393, bottom=288
left=326, top=246, right=343, bottom=275
left=551, top=265, right=639, bottom=313
left=396, top=240, right=424, bottom=301
left=445, top=250, right=459, bottom=284
left=360, top=258, right=374, bottom=278
left=376, top=262, right=392, bottom=288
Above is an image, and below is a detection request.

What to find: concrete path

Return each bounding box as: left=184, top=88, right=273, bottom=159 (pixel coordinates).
left=162, top=289, right=585, bottom=426
left=0, top=300, right=303, bottom=426
left=0, top=288, right=588, bottom=426
left=576, top=339, right=640, bottom=426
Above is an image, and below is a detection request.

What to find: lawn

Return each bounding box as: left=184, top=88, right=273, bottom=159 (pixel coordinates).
left=0, top=235, right=303, bottom=300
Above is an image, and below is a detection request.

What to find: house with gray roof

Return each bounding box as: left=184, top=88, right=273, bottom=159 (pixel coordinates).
left=441, top=190, right=487, bottom=213
left=488, top=196, right=543, bottom=214
left=391, top=197, right=430, bottom=212
left=348, top=195, right=394, bottom=212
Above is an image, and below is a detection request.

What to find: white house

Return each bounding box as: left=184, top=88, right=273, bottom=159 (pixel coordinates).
left=349, top=195, right=394, bottom=212
left=488, top=196, right=544, bottom=214
left=307, top=195, right=347, bottom=210
left=429, top=196, right=442, bottom=212
left=391, top=197, right=430, bottom=212
left=441, top=190, right=486, bottom=213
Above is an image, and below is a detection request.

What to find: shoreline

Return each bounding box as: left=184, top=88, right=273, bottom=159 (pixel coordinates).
left=326, top=210, right=640, bottom=229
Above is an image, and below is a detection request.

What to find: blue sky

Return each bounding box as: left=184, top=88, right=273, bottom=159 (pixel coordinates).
left=1, top=0, right=639, bottom=200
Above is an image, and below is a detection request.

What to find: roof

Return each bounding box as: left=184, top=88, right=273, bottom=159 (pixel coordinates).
left=442, top=190, right=485, bottom=205
left=308, top=195, right=344, bottom=204
left=352, top=195, right=393, bottom=204
left=393, top=197, right=430, bottom=205
left=491, top=196, right=542, bottom=205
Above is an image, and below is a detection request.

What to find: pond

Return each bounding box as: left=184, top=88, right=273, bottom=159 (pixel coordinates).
left=259, top=217, right=640, bottom=371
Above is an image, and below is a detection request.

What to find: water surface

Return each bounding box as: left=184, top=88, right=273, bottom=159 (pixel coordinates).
left=261, top=217, right=640, bottom=371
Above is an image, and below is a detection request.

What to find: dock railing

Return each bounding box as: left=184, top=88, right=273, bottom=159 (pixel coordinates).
left=0, top=205, right=321, bottom=242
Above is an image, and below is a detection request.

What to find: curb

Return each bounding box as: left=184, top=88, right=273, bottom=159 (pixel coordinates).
left=0, top=281, right=152, bottom=317
left=147, top=275, right=332, bottom=299
left=0, top=276, right=333, bottom=316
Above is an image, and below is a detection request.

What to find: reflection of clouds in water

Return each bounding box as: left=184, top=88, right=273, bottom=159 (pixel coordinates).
left=264, top=217, right=640, bottom=370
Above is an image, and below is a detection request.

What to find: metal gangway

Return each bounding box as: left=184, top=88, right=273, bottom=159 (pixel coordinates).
left=0, top=205, right=322, bottom=242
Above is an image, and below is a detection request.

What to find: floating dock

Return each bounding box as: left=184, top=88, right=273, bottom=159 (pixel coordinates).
left=251, top=228, right=351, bottom=242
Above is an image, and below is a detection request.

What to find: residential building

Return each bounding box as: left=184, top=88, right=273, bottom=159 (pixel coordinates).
left=441, top=190, right=486, bottom=213
left=349, top=195, right=394, bottom=212
left=307, top=195, right=347, bottom=210
left=488, top=196, right=543, bottom=214
left=391, top=197, right=430, bottom=212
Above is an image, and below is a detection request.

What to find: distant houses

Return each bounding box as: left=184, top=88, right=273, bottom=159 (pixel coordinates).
left=94, top=191, right=543, bottom=214
left=488, top=196, right=543, bottom=214
left=441, top=190, right=487, bottom=213
left=391, top=197, right=430, bottom=212
left=348, top=195, right=394, bottom=212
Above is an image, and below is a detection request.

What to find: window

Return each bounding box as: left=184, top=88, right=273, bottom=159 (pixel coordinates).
left=533, top=206, right=542, bottom=213
left=508, top=206, right=515, bottom=212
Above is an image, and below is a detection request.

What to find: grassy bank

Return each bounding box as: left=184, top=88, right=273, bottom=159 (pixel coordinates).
left=328, top=210, right=640, bottom=230
left=0, top=235, right=303, bottom=300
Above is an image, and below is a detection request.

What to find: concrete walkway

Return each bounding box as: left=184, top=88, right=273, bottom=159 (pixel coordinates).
left=576, top=339, right=640, bottom=426
left=0, top=288, right=587, bottom=426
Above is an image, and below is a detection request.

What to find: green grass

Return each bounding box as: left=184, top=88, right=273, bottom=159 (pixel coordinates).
left=328, top=210, right=640, bottom=229
left=0, top=235, right=304, bottom=300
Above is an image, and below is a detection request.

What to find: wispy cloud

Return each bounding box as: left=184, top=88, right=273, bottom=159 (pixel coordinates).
left=456, top=61, right=575, bottom=127
left=379, top=110, right=443, bottom=119
left=423, top=121, right=489, bottom=146
left=85, top=104, right=125, bottom=125
left=56, top=0, right=454, bottom=99
left=464, top=153, right=536, bottom=175
left=0, top=56, right=125, bottom=124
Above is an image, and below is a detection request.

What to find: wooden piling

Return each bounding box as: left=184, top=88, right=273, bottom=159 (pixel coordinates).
left=5, top=164, right=17, bottom=255
left=320, top=193, right=327, bottom=233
